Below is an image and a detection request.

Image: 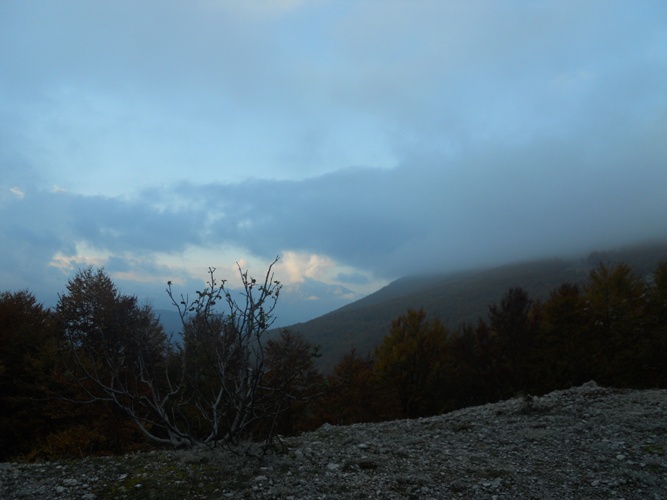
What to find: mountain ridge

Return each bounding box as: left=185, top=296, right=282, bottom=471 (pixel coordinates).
left=284, top=240, right=667, bottom=372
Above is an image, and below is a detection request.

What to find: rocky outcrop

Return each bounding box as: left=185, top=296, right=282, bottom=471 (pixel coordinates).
left=2, top=381, right=666, bottom=499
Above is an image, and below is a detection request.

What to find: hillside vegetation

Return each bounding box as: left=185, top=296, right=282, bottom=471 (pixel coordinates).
left=288, top=241, right=667, bottom=372
left=1, top=240, right=666, bottom=462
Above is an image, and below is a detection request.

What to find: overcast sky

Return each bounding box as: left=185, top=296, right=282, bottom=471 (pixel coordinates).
left=2, top=1, right=667, bottom=321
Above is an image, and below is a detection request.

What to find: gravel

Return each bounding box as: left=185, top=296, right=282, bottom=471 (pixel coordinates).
left=2, top=381, right=666, bottom=499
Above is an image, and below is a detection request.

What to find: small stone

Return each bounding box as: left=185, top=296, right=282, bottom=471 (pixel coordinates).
left=326, top=462, right=340, bottom=471
left=616, top=454, right=626, bottom=461
left=55, top=486, right=66, bottom=494
left=254, top=475, right=268, bottom=482
left=591, top=480, right=600, bottom=487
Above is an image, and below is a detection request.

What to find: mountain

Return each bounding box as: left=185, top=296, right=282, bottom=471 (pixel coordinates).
left=285, top=241, right=667, bottom=372
left=273, top=278, right=362, bottom=327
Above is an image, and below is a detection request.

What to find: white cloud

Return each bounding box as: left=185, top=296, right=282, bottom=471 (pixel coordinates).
left=48, top=241, right=109, bottom=272
left=277, top=251, right=336, bottom=284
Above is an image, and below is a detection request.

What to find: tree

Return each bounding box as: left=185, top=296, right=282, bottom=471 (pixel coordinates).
left=164, top=258, right=286, bottom=451
left=0, top=291, right=56, bottom=459
left=537, top=283, right=588, bottom=390
left=467, top=320, right=507, bottom=402
left=374, top=309, right=450, bottom=418
left=316, top=350, right=391, bottom=425
left=487, top=287, right=537, bottom=395
left=260, top=330, right=324, bottom=436
left=583, top=263, right=645, bottom=385
left=56, top=258, right=302, bottom=454
left=56, top=266, right=170, bottom=454
left=444, top=323, right=490, bottom=408
left=639, top=262, right=667, bottom=386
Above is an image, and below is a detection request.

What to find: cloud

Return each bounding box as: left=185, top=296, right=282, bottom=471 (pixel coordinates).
left=39, top=96, right=667, bottom=285
left=1, top=0, right=666, bottom=317
left=334, top=272, right=372, bottom=286
left=278, top=251, right=335, bottom=284
left=3, top=1, right=666, bottom=194
left=171, top=100, right=667, bottom=277
left=2, top=93, right=666, bottom=309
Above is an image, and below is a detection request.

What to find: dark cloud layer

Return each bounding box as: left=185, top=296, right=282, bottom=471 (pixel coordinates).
left=2, top=1, right=667, bottom=319
left=2, top=97, right=666, bottom=308
left=194, top=128, right=667, bottom=277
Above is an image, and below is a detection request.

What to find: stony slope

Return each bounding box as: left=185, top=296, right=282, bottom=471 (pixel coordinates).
left=2, top=381, right=666, bottom=499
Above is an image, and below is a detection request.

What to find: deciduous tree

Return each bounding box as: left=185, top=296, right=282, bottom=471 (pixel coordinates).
left=56, top=266, right=172, bottom=450
left=487, top=287, right=537, bottom=395
left=261, top=330, right=324, bottom=436
left=55, top=258, right=310, bottom=454
left=374, top=309, right=449, bottom=418
left=583, top=263, right=645, bottom=385
left=537, top=283, right=588, bottom=390
left=0, top=291, right=55, bottom=459
left=316, top=350, right=391, bottom=425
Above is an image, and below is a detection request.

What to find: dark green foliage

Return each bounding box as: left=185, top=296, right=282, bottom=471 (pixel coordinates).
left=1, top=261, right=329, bottom=460
left=487, top=287, right=538, bottom=396
left=315, top=350, right=393, bottom=425
left=0, top=291, right=56, bottom=460
left=260, top=330, right=325, bottom=436
left=294, top=241, right=667, bottom=373
left=374, top=309, right=450, bottom=418
left=55, top=266, right=170, bottom=456
left=535, top=283, right=589, bottom=390
left=644, top=262, right=667, bottom=386
left=322, top=260, right=667, bottom=426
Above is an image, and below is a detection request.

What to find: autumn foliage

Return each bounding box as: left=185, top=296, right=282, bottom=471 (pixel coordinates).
left=1, top=260, right=667, bottom=461
left=317, top=261, right=667, bottom=424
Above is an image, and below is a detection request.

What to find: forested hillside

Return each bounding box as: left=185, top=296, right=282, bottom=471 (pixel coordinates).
left=288, top=241, right=667, bottom=372
left=1, top=241, right=666, bottom=461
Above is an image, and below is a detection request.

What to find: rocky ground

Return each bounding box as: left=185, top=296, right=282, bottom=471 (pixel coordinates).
left=1, top=381, right=666, bottom=499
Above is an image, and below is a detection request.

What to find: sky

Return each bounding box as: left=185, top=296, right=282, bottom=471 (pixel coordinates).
left=2, top=1, right=667, bottom=324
